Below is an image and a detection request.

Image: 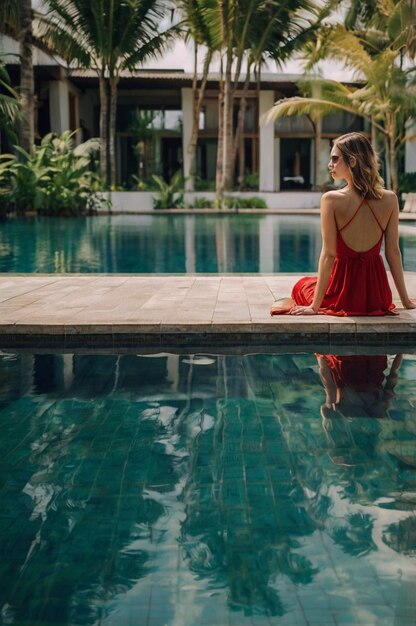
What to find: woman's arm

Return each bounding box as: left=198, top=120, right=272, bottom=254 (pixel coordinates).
left=291, top=194, right=337, bottom=315
left=385, top=197, right=416, bottom=309
left=317, top=355, right=338, bottom=406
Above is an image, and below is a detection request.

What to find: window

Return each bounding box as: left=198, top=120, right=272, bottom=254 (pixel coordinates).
left=275, top=115, right=314, bottom=134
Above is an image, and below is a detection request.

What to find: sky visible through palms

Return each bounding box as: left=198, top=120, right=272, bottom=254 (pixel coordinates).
left=32, top=0, right=355, bottom=80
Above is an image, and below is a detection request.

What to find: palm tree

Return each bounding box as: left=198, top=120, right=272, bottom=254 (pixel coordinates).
left=0, top=57, right=20, bottom=146
left=230, top=0, right=330, bottom=190
left=191, top=0, right=324, bottom=205
left=39, top=0, right=179, bottom=188
left=18, top=0, right=34, bottom=154
left=177, top=0, right=215, bottom=192
left=266, top=20, right=416, bottom=194
left=0, top=0, right=34, bottom=153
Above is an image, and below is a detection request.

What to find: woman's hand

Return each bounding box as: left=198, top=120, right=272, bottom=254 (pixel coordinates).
left=289, top=305, right=318, bottom=315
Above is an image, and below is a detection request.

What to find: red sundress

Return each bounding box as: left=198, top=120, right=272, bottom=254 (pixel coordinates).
left=271, top=198, right=397, bottom=316
left=319, top=354, right=388, bottom=391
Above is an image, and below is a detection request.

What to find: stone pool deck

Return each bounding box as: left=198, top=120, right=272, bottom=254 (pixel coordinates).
left=1, top=274, right=416, bottom=352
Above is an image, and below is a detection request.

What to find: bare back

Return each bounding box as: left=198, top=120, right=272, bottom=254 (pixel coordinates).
left=331, top=189, right=395, bottom=253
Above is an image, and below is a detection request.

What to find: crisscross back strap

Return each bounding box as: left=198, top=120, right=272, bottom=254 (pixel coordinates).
left=366, top=199, right=388, bottom=233
left=338, top=198, right=389, bottom=234
left=338, top=198, right=366, bottom=233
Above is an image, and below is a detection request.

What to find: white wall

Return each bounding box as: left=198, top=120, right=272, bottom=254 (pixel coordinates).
left=97, top=191, right=322, bottom=212
left=49, top=81, right=69, bottom=134
left=405, top=131, right=416, bottom=173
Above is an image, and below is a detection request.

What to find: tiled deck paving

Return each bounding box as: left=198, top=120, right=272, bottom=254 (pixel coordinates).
left=1, top=273, right=416, bottom=349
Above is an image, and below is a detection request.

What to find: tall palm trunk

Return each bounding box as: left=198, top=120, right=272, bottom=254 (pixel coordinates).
left=187, top=48, right=211, bottom=191
left=109, top=75, right=118, bottom=188
left=312, top=117, right=322, bottom=189
left=388, top=113, right=400, bottom=195
left=19, top=0, right=34, bottom=153
left=99, top=73, right=109, bottom=186
left=232, top=70, right=251, bottom=189
left=216, top=61, right=224, bottom=206
left=222, top=49, right=234, bottom=191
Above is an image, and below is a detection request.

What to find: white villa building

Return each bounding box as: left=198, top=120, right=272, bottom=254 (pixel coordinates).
left=2, top=34, right=416, bottom=210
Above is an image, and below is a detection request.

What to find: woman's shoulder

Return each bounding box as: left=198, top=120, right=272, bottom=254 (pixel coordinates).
left=320, top=189, right=351, bottom=209
left=377, top=189, right=398, bottom=204
left=321, top=188, right=398, bottom=207
left=369, top=189, right=399, bottom=211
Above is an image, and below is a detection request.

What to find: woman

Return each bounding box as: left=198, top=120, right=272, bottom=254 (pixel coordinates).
left=318, top=353, right=402, bottom=420
left=271, top=132, right=415, bottom=316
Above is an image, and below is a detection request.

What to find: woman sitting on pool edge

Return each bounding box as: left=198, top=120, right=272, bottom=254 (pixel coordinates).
left=270, top=132, right=416, bottom=316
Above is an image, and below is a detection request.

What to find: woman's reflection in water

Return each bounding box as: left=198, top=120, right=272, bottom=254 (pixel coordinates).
left=317, top=353, right=402, bottom=421
left=316, top=353, right=404, bottom=558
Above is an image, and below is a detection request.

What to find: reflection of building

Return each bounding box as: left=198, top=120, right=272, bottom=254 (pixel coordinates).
left=3, top=34, right=416, bottom=190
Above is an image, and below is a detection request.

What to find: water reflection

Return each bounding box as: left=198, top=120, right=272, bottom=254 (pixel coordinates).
left=1, top=214, right=415, bottom=274
left=0, top=351, right=416, bottom=624
left=318, top=353, right=402, bottom=420
left=0, top=214, right=327, bottom=273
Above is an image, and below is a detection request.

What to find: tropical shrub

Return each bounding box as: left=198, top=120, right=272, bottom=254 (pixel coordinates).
left=130, top=174, right=160, bottom=191
left=399, top=172, right=416, bottom=194
left=242, top=173, right=259, bottom=191
left=152, top=171, right=184, bottom=209
left=194, top=178, right=215, bottom=192
left=190, top=197, right=214, bottom=209
left=219, top=196, right=268, bottom=209
left=0, top=131, right=103, bottom=215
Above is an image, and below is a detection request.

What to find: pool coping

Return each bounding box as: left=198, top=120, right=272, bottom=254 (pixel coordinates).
left=1, top=274, right=416, bottom=350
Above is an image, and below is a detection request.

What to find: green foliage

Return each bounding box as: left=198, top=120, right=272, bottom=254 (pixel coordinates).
left=216, top=196, right=268, bottom=209
left=242, top=172, right=259, bottom=191
left=152, top=171, right=184, bottom=209
left=399, top=172, right=416, bottom=206
left=0, top=56, right=19, bottom=142
left=0, top=131, right=103, bottom=215
left=130, top=175, right=159, bottom=191
left=399, top=172, right=416, bottom=193
left=194, top=178, right=216, bottom=192
left=190, top=197, right=214, bottom=209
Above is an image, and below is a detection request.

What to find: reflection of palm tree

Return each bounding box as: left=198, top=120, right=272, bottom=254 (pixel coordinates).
left=331, top=512, right=376, bottom=557
left=0, top=383, right=179, bottom=624
left=180, top=355, right=319, bottom=617
left=383, top=516, right=416, bottom=555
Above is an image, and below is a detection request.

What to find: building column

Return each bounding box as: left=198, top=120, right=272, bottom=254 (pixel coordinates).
left=405, top=122, right=416, bottom=173
left=259, top=91, right=276, bottom=192
left=49, top=80, right=69, bottom=134
left=185, top=215, right=196, bottom=272
left=181, top=87, right=193, bottom=191
left=259, top=216, right=277, bottom=272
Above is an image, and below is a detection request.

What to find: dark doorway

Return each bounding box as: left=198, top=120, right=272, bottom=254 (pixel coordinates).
left=280, top=138, right=312, bottom=190
left=162, top=138, right=182, bottom=181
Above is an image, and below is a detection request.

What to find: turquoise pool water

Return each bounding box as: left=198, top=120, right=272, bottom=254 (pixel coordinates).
left=1, top=214, right=415, bottom=273
left=1, top=350, right=416, bottom=625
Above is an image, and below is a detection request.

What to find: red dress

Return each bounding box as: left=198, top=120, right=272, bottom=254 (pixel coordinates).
left=272, top=198, right=396, bottom=316
left=320, top=354, right=388, bottom=392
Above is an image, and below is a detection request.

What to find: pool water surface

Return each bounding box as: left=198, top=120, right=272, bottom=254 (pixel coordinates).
left=1, top=214, right=415, bottom=273
left=1, top=350, right=416, bottom=625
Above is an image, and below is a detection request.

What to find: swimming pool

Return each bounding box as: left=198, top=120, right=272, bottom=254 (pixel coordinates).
left=1, top=349, right=415, bottom=625
left=1, top=214, right=415, bottom=273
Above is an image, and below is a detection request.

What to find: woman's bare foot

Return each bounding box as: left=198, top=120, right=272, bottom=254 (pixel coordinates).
left=270, top=297, right=295, bottom=315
